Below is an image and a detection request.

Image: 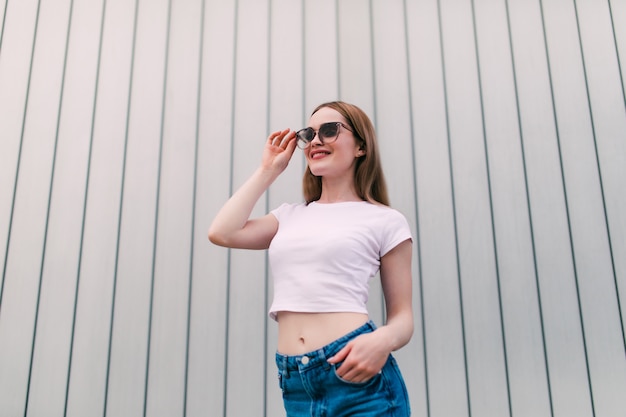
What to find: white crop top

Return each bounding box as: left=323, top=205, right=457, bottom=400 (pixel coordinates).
left=267, top=201, right=412, bottom=321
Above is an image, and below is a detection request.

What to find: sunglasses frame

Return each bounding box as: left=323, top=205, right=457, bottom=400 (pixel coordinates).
left=295, top=121, right=353, bottom=149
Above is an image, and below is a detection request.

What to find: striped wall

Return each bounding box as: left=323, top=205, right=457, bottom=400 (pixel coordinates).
left=1, top=0, right=625, bottom=416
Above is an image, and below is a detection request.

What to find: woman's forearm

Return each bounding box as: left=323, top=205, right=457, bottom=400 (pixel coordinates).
left=209, top=128, right=297, bottom=248
left=208, top=167, right=278, bottom=245
left=379, top=310, right=414, bottom=352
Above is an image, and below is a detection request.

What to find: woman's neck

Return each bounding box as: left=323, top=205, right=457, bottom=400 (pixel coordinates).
left=318, top=178, right=361, bottom=203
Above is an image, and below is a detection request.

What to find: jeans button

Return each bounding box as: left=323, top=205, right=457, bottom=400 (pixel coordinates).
left=301, top=356, right=309, bottom=365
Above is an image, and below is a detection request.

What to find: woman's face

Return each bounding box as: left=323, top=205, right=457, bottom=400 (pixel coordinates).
left=304, top=107, right=362, bottom=179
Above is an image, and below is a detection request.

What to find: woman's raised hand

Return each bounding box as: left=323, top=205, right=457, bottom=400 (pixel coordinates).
left=262, top=129, right=298, bottom=173
left=208, top=128, right=296, bottom=249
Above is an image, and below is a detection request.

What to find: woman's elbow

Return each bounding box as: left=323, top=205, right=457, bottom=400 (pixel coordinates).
left=208, top=227, right=227, bottom=247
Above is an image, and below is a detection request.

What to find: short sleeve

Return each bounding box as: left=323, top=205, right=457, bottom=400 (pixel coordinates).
left=270, top=202, right=290, bottom=222
left=380, top=209, right=413, bottom=257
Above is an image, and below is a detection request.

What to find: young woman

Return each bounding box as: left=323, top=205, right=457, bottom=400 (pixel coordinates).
left=209, top=101, right=413, bottom=416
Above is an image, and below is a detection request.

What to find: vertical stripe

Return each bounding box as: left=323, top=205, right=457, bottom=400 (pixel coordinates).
left=64, top=0, right=108, bottom=415
left=572, top=0, right=626, bottom=350
left=224, top=1, right=240, bottom=414
left=503, top=0, right=555, bottom=415
left=537, top=0, right=596, bottom=415
left=607, top=0, right=626, bottom=108
left=468, top=1, right=513, bottom=415
left=184, top=0, right=207, bottom=415
left=0, top=0, right=42, bottom=313
left=103, top=0, right=140, bottom=415
left=436, top=1, right=472, bottom=415
left=0, top=0, right=8, bottom=54
left=143, top=0, right=173, bottom=415
left=23, top=0, right=74, bottom=417
left=401, top=0, right=429, bottom=415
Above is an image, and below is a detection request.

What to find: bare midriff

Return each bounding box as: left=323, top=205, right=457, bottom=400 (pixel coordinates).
left=276, top=311, right=369, bottom=355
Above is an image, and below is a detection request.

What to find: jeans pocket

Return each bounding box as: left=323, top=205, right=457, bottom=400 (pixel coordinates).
left=331, top=363, right=381, bottom=386
left=387, top=356, right=411, bottom=415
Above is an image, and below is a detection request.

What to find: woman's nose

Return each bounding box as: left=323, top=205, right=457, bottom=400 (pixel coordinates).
left=310, top=132, right=323, bottom=146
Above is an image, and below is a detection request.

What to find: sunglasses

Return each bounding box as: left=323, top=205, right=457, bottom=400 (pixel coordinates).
left=295, top=122, right=353, bottom=149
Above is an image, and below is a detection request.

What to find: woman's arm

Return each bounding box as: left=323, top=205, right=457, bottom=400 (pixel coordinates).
left=378, top=238, right=414, bottom=349
left=328, top=238, right=413, bottom=382
left=208, top=129, right=297, bottom=249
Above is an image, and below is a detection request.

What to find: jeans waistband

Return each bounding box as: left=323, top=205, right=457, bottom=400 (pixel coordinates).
left=275, top=320, right=376, bottom=372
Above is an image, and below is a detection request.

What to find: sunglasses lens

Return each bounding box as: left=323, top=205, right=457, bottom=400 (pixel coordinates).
left=319, top=123, right=339, bottom=140
left=296, top=123, right=342, bottom=148
left=296, top=128, right=313, bottom=148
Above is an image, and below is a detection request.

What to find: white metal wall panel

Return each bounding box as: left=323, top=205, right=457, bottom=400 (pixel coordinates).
left=406, top=1, right=469, bottom=416
left=26, top=0, right=105, bottom=415
left=542, top=0, right=626, bottom=415
left=64, top=0, right=137, bottom=415
left=104, top=0, right=169, bottom=416
left=439, top=1, right=510, bottom=416
left=1, top=1, right=625, bottom=416
left=186, top=1, right=236, bottom=415
left=474, top=0, right=552, bottom=415
left=0, top=0, right=72, bottom=415
left=577, top=0, right=626, bottom=354
left=226, top=1, right=271, bottom=415
left=508, top=1, right=593, bottom=415
left=303, top=0, right=339, bottom=109
left=145, top=0, right=203, bottom=415
left=337, top=0, right=375, bottom=108
left=0, top=0, right=38, bottom=296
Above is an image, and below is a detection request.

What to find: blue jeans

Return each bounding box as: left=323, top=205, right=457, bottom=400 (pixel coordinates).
left=276, top=321, right=411, bottom=416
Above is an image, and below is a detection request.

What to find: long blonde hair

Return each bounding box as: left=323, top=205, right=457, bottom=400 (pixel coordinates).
left=303, top=101, right=390, bottom=206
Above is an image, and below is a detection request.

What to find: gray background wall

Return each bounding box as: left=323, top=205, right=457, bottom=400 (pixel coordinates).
left=1, top=0, right=625, bottom=416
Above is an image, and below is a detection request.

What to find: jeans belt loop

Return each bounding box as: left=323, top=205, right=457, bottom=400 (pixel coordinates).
left=320, top=348, right=331, bottom=371
left=283, top=356, right=290, bottom=378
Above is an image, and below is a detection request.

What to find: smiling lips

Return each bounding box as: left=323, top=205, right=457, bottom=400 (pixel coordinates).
left=310, top=149, right=331, bottom=159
